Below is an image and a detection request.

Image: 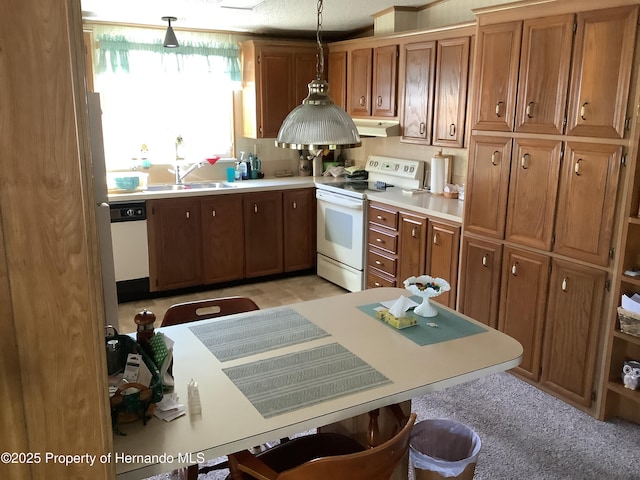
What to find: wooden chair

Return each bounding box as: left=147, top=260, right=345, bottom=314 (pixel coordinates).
left=161, top=296, right=259, bottom=327
left=226, top=412, right=417, bottom=480
left=164, top=296, right=259, bottom=480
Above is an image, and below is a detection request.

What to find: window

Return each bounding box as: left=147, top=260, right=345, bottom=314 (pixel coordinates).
left=92, top=26, right=241, bottom=170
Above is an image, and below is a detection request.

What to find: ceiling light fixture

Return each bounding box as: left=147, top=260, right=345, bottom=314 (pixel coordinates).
left=162, top=16, right=179, bottom=48
left=275, top=0, right=361, bottom=168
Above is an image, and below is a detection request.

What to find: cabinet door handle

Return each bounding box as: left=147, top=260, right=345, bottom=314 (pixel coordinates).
left=211, top=210, right=216, bottom=217
left=511, top=262, right=519, bottom=276
left=292, top=200, right=297, bottom=209
left=411, top=226, right=418, bottom=238
left=574, top=159, right=582, bottom=176
left=526, top=102, right=534, bottom=118
left=495, top=101, right=503, bottom=118
left=482, top=254, right=489, bottom=267
left=580, top=102, right=588, bottom=121
left=491, top=150, right=500, bottom=166
left=186, top=211, right=190, bottom=219
left=449, top=123, right=456, bottom=137
left=254, top=204, right=258, bottom=213
left=561, top=277, right=568, bottom=292
left=377, top=96, right=383, bottom=107
left=360, top=96, right=366, bottom=107
left=419, top=122, right=426, bottom=135
left=433, top=233, right=439, bottom=245
left=521, top=153, right=530, bottom=170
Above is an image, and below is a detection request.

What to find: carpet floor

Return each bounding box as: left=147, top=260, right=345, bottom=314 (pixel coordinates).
left=146, top=372, right=640, bottom=480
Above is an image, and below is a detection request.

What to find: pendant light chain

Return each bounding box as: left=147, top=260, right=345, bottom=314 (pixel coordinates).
left=316, top=0, right=324, bottom=80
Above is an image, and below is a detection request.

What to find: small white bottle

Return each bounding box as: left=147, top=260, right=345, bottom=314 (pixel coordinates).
left=187, top=378, right=201, bottom=415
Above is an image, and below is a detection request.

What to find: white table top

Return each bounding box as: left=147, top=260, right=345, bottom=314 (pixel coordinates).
left=113, top=288, right=522, bottom=478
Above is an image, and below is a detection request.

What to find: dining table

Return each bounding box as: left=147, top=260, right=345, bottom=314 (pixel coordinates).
left=113, top=287, right=522, bottom=479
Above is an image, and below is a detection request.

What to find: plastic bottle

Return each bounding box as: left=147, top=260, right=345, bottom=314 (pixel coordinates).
left=235, top=162, right=242, bottom=181
left=239, top=160, right=248, bottom=180
left=187, top=379, right=202, bottom=415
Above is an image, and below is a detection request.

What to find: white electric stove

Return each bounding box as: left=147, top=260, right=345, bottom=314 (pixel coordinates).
left=315, top=156, right=425, bottom=292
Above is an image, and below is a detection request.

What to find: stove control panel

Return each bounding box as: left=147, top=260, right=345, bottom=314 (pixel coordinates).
left=366, top=155, right=425, bottom=189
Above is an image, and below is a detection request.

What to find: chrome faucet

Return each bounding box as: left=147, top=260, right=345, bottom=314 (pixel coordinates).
left=174, top=160, right=205, bottom=184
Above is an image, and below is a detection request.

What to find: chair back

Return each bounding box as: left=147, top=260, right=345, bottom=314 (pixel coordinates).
left=161, top=296, right=259, bottom=327
left=279, top=413, right=416, bottom=480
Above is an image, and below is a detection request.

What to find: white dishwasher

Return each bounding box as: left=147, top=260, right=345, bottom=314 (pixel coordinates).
left=110, top=201, right=150, bottom=301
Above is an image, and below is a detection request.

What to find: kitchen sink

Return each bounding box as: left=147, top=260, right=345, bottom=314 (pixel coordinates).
left=146, top=182, right=237, bottom=191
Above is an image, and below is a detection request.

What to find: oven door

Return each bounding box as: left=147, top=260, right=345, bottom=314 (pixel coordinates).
left=316, top=189, right=366, bottom=271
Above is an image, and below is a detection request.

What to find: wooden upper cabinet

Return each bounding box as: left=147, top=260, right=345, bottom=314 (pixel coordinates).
left=553, top=142, right=622, bottom=266
left=505, top=139, right=562, bottom=250
left=515, top=14, right=574, bottom=135
left=348, top=48, right=373, bottom=116
left=372, top=45, right=398, bottom=117
left=498, top=247, right=550, bottom=382
left=541, top=260, right=607, bottom=407
left=328, top=51, right=347, bottom=110
left=401, top=41, right=436, bottom=144
left=471, top=21, right=522, bottom=132
left=294, top=51, right=318, bottom=106
left=240, top=41, right=316, bottom=139
left=459, top=236, right=503, bottom=328
left=464, top=136, right=512, bottom=239
left=566, top=6, right=638, bottom=138
left=433, top=37, right=470, bottom=147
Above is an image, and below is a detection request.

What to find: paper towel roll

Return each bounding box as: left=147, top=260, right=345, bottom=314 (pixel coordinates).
left=430, top=151, right=446, bottom=195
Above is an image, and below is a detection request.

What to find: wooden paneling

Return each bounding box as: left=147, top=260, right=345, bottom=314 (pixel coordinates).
left=0, top=0, right=114, bottom=478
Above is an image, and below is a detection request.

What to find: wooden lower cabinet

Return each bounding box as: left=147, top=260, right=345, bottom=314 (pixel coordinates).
left=244, top=191, right=284, bottom=278
left=498, top=247, right=550, bottom=381
left=398, top=212, right=427, bottom=283
left=367, top=203, right=399, bottom=289
left=459, top=236, right=502, bottom=328
left=201, top=195, right=245, bottom=284
left=541, top=259, right=607, bottom=407
left=283, top=189, right=316, bottom=272
left=427, top=221, right=460, bottom=309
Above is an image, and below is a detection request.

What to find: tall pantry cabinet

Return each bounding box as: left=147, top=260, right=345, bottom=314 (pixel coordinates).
left=461, top=1, right=639, bottom=416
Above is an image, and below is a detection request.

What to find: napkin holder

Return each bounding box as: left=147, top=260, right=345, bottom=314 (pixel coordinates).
left=376, top=309, right=417, bottom=329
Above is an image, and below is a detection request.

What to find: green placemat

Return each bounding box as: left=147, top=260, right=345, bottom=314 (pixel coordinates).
left=357, top=297, right=486, bottom=346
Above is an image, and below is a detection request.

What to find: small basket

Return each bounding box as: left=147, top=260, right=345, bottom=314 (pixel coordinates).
left=617, top=307, right=640, bottom=337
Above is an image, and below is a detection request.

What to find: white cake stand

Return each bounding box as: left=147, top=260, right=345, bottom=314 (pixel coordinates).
left=403, top=275, right=451, bottom=317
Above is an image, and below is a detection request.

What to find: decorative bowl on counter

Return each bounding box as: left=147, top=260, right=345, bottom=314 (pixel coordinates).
left=403, top=275, right=451, bottom=317
left=107, top=172, right=149, bottom=193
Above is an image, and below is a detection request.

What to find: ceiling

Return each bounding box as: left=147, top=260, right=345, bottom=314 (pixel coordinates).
left=81, top=0, right=437, bottom=38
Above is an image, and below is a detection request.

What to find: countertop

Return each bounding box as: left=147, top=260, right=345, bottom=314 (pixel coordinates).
left=109, top=176, right=463, bottom=223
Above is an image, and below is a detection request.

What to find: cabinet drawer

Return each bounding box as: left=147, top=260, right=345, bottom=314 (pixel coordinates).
left=367, top=268, right=397, bottom=288
left=368, top=227, right=398, bottom=254
left=368, top=249, right=397, bottom=277
left=368, top=205, right=398, bottom=230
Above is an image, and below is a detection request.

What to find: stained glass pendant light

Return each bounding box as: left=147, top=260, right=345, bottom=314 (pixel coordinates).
left=162, top=16, right=179, bottom=48
left=275, top=0, right=361, bottom=153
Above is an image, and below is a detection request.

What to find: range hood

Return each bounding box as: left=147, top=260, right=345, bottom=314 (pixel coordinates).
left=353, top=119, right=401, bottom=137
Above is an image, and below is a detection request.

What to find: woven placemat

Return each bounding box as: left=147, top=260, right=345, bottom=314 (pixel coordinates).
left=189, top=307, right=330, bottom=362
left=223, top=343, right=391, bottom=418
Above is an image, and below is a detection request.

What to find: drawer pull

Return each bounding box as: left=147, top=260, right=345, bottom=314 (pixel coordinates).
left=376, top=215, right=385, bottom=221
left=521, top=153, right=530, bottom=170
left=375, top=260, right=382, bottom=266
left=376, top=238, right=384, bottom=244
left=495, top=101, right=503, bottom=118
left=491, top=150, right=500, bottom=166
left=482, top=254, right=489, bottom=267
left=374, top=282, right=382, bottom=287
left=574, top=159, right=582, bottom=176
left=511, top=262, right=519, bottom=276
left=580, top=102, right=588, bottom=121
left=526, top=102, right=534, bottom=118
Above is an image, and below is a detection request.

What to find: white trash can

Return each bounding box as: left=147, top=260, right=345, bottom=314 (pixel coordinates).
left=409, top=419, right=481, bottom=480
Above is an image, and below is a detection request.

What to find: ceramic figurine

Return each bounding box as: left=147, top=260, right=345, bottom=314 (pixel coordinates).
left=622, top=360, right=640, bottom=390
